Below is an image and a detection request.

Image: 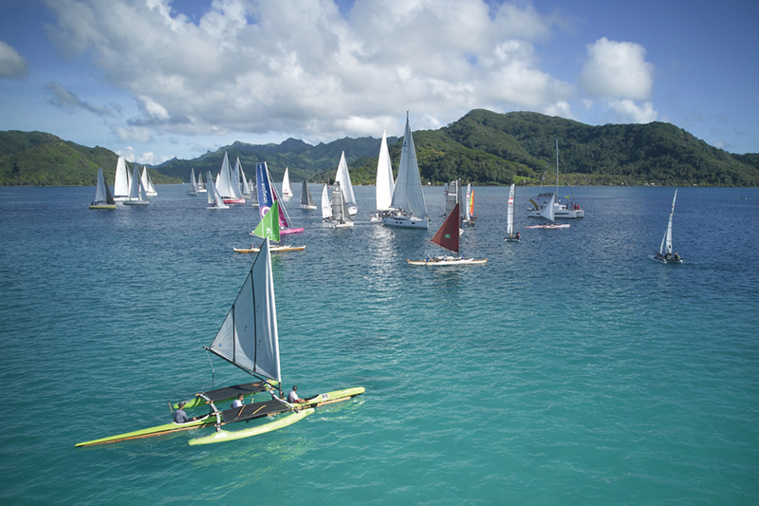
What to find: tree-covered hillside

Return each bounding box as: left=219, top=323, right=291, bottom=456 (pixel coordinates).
left=2, top=110, right=758, bottom=187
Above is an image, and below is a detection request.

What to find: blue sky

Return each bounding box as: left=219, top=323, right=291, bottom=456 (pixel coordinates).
left=1, top=0, right=757, bottom=165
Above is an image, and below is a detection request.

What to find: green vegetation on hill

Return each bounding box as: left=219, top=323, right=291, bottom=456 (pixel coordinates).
left=2, top=110, right=758, bottom=187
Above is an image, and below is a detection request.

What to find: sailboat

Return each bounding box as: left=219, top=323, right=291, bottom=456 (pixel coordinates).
left=197, top=171, right=207, bottom=193
left=464, top=183, right=476, bottom=226
left=371, top=130, right=395, bottom=222
left=528, top=139, right=584, bottom=219
left=141, top=166, right=158, bottom=197
left=300, top=181, right=317, bottom=210
left=320, top=184, right=331, bottom=222
left=334, top=152, right=358, bottom=216
left=330, top=182, right=354, bottom=228
left=234, top=201, right=305, bottom=253
left=408, top=203, right=487, bottom=266
left=524, top=192, right=569, bottom=229
left=237, top=158, right=254, bottom=199
left=215, top=152, right=245, bottom=204
left=503, top=184, right=521, bottom=241
left=652, top=189, right=683, bottom=264
left=75, top=233, right=363, bottom=447
left=205, top=171, right=229, bottom=210
left=187, top=168, right=199, bottom=196
left=382, top=113, right=429, bottom=229
left=123, top=166, right=150, bottom=205
left=112, top=156, right=131, bottom=201
left=281, top=167, right=293, bottom=197
left=89, top=167, right=117, bottom=209
left=254, top=162, right=303, bottom=235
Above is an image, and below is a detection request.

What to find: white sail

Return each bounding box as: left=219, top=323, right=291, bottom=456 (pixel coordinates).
left=334, top=152, right=358, bottom=214
left=197, top=172, right=207, bottom=192
left=464, top=183, right=472, bottom=221
left=206, top=171, right=229, bottom=209
left=300, top=181, right=316, bottom=209
left=660, top=189, right=678, bottom=256
left=124, top=166, right=149, bottom=204
left=113, top=156, right=130, bottom=200
left=141, top=166, right=157, bottom=196
left=506, top=184, right=515, bottom=236
left=321, top=184, right=331, bottom=220
left=281, top=167, right=293, bottom=197
left=445, top=180, right=459, bottom=216
left=208, top=239, right=281, bottom=383
left=239, top=159, right=253, bottom=198
left=375, top=131, right=395, bottom=211
left=216, top=152, right=243, bottom=200
left=94, top=167, right=108, bottom=203
left=540, top=193, right=556, bottom=221
left=188, top=168, right=198, bottom=194
left=389, top=113, right=427, bottom=220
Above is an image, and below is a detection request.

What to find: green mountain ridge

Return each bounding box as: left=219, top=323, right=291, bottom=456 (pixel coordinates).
left=2, top=110, right=757, bottom=187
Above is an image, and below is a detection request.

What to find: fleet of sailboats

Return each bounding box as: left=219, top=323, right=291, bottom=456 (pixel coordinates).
left=205, top=171, right=229, bottom=210
left=653, top=189, right=683, bottom=264
left=215, top=152, right=245, bottom=204
left=382, top=113, right=429, bottom=229
left=123, top=166, right=150, bottom=205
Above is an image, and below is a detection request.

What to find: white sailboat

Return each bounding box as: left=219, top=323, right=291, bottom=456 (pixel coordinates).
left=371, top=130, right=395, bottom=222
left=281, top=167, right=293, bottom=197
left=187, top=168, right=199, bottom=196
left=330, top=182, right=354, bottom=228
left=504, top=184, right=521, bottom=241
left=112, top=156, right=131, bottom=201
left=215, top=152, right=245, bottom=204
left=89, top=167, right=117, bottom=209
left=524, top=192, right=569, bottom=229
left=652, top=189, right=683, bottom=264
left=197, top=171, right=207, bottom=193
left=123, top=166, right=150, bottom=205
left=300, top=181, right=317, bottom=210
left=237, top=158, right=254, bottom=199
left=320, top=184, right=331, bottom=222
left=141, top=166, right=158, bottom=196
left=527, top=139, right=584, bottom=219
left=205, top=171, right=229, bottom=210
left=334, top=152, right=358, bottom=215
left=382, top=113, right=428, bottom=229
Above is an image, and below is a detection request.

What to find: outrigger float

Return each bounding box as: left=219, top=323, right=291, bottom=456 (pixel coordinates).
left=77, top=208, right=363, bottom=447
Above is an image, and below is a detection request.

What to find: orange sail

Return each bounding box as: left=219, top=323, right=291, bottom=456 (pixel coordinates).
left=431, top=203, right=460, bottom=254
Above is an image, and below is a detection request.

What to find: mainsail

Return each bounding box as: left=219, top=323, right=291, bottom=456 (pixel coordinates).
left=334, top=152, right=357, bottom=213
left=321, top=184, right=330, bottom=220
left=375, top=131, right=395, bottom=211
left=113, top=156, right=131, bottom=200
left=431, top=203, right=461, bottom=254
left=252, top=201, right=281, bottom=242
left=216, top=152, right=244, bottom=200
left=301, top=181, right=315, bottom=208
left=389, top=113, right=427, bottom=219
left=206, top=171, right=229, bottom=209
left=207, top=239, right=281, bottom=383
left=660, top=189, right=678, bottom=256
left=506, top=184, right=515, bottom=236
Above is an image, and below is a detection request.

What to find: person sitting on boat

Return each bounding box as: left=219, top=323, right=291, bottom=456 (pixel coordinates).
left=287, top=385, right=307, bottom=404
left=673, top=253, right=680, bottom=261
left=173, top=402, right=197, bottom=424
left=232, top=393, right=244, bottom=409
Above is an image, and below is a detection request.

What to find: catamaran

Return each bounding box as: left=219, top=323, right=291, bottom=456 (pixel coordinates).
left=123, top=166, right=150, bottom=205
left=652, top=189, right=683, bottom=264
left=408, top=203, right=487, bottom=266
left=371, top=130, right=395, bottom=222
left=254, top=162, right=304, bottom=235
left=205, top=171, right=229, bottom=210
left=112, top=156, right=131, bottom=202
left=334, top=152, right=358, bottom=216
left=281, top=167, right=293, bottom=197
left=330, top=182, right=354, bottom=228
left=89, top=167, right=117, bottom=209
left=187, top=168, right=199, bottom=196
left=300, top=181, right=317, bottom=209
left=215, top=152, right=245, bottom=204
left=382, top=113, right=429, bottom=229
left=504, top=184, right=521, bottom=241
left=141, top=166, right=158, bottom=197
left=528, top=139, right=583, bottom=219
left=76, top=208, right=362, bottom=447
left=524, top=192, right=570, bottom=229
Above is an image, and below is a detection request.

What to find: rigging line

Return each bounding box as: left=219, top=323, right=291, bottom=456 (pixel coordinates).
left=205, top=348, right=216, bottom=389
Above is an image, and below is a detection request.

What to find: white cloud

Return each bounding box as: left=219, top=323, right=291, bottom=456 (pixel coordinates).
left=45, top=82, right=115, bottom=116
left=580, top=37, right=654, bottom=100
left=607, top=99, right=657, bottom=123
left=42, top=0, right=576, bottom=143
left=0, top=40, right=28, bottom=79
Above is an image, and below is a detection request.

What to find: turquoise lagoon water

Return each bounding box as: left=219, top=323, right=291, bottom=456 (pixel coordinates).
left=0, top=184, right=757, bottom=504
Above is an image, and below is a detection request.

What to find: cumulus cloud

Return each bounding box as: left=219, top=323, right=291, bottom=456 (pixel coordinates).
left=43, top=0, right=575, bottom=142
left=0, top=41, right=28, bottom=79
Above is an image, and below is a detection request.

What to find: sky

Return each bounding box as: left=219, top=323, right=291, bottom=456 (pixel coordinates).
left=0, top=0, right=757, bottom=165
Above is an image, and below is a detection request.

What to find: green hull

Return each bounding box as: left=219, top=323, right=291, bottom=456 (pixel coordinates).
left=188, top=408, right=314, bottom=445
left=75, top=386, right=364, bottom=448
left=75, top=415, right=214, bottom=447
